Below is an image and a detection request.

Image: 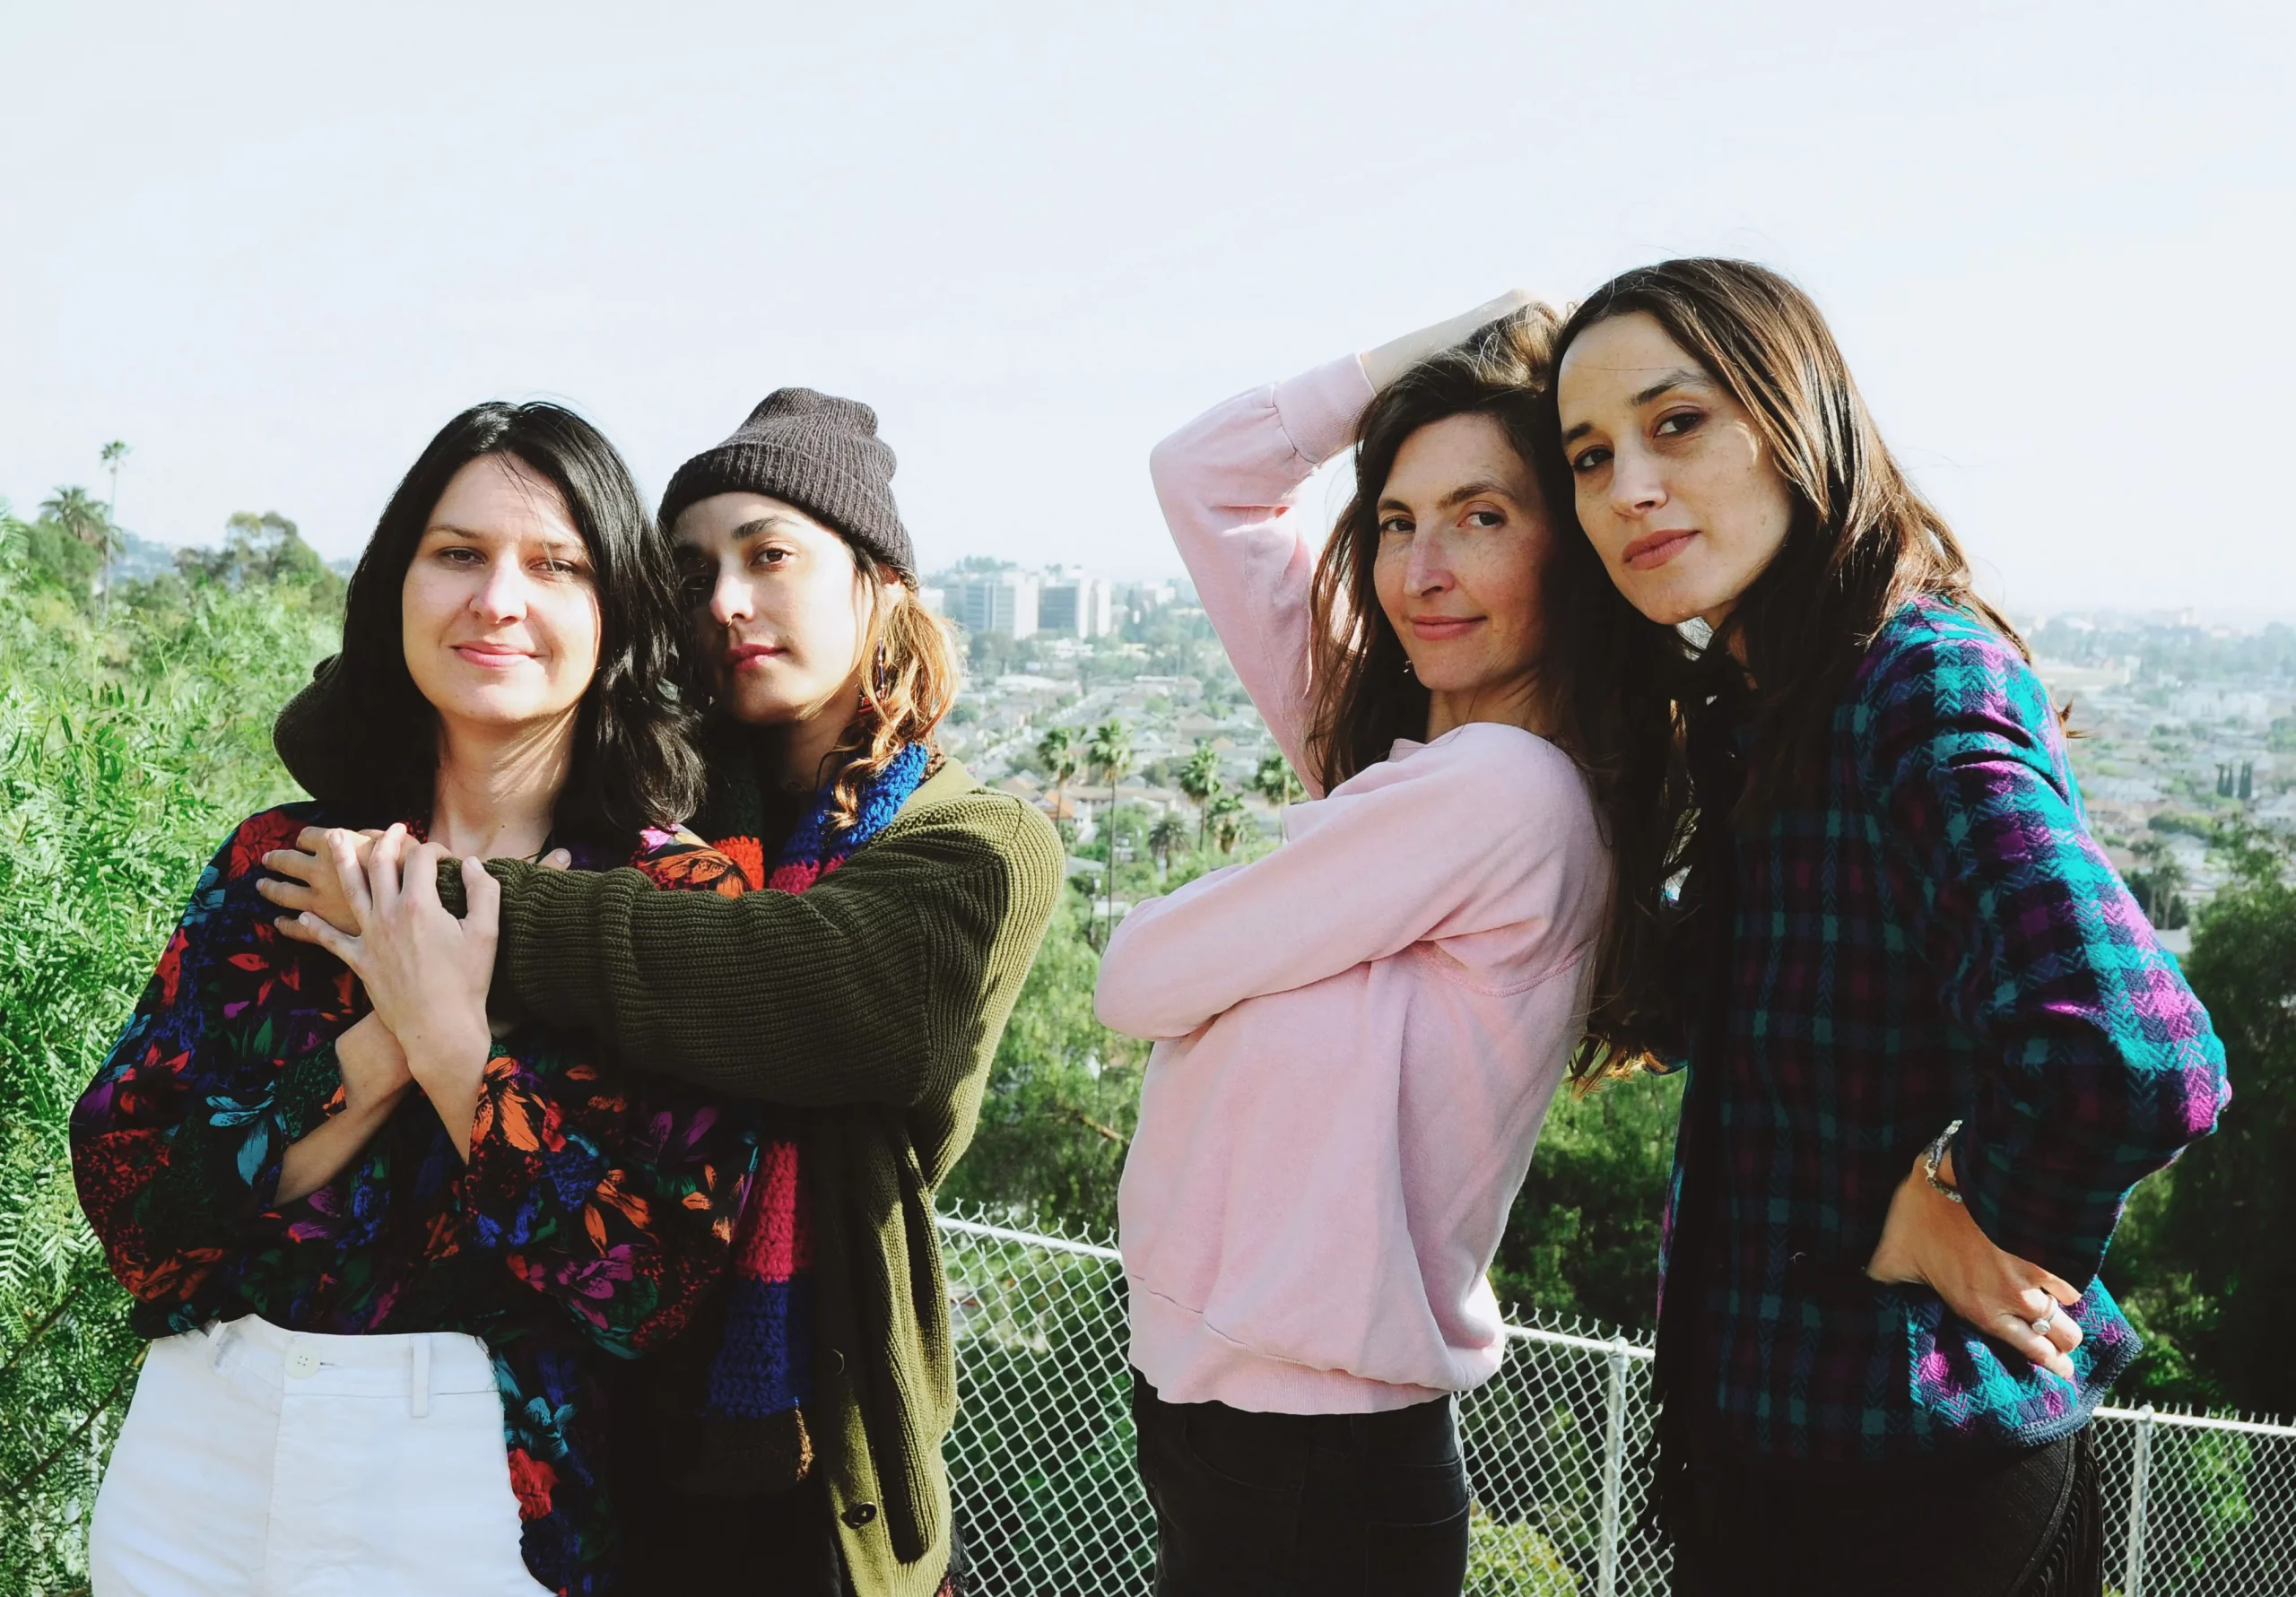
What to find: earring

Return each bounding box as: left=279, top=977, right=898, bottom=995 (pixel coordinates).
left=1401, top=656, right=1415, bottom=678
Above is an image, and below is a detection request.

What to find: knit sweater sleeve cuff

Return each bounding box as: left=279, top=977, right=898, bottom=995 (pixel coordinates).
left=483, top=858, right=628, bottom=1041
left=1272, top=354, right=1375, bottom=467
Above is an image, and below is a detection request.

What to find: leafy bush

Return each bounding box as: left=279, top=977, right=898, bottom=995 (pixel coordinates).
left=0, top=509, right=336, bottom=1593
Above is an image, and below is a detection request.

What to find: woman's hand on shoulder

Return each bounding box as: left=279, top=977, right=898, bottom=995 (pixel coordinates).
left=1360, top=290, right=1542, bottom=391
left=1865, top=1146, right=2083, bottom=1379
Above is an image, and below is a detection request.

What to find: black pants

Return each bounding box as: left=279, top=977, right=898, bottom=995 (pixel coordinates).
left=1129, top=1369, right=1470, bottom=1597
left=1667, top=1425, right=2103, bottom=1597
left=615, top=1471, right=850, bottom=1597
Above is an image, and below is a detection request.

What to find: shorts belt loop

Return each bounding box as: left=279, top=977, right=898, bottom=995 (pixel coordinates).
left=209, top=1319, right=233, bottom=1371
left=411, top=1334, right=431, bottom=1419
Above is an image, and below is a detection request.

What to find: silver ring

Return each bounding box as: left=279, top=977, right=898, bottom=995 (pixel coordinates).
left=2031, top=1314, right=2056, bottom=1338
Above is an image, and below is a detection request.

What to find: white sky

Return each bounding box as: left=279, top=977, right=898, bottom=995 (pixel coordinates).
left=4, top=0, right=2290, bottom=617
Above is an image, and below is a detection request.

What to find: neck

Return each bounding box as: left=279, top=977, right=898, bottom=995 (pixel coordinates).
left=429, top=712, right=576, bottom=860
left=1424, top=672, right=1553, bottom=743
left=772, top=690, right=862, bottom=796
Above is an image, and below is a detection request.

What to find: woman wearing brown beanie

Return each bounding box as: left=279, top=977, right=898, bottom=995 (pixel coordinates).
left=265, top=389, right=1063, bottom=1597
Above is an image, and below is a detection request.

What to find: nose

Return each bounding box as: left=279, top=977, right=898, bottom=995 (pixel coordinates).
left=1608, top=442, right=1668, bottom=520
left=1403, top=529, right=1454, bottom=597
left=709, top=563, right=754, bottom=629
left=470, top=559, right=528, bottom=623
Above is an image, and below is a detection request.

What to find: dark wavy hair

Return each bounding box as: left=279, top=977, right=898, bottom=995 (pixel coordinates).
left=274, top=402, right=704, bottom=844
left=1537, top=257, right=2023, bottom=1072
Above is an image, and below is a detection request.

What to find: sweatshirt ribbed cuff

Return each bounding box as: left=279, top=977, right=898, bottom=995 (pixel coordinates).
left=1272, top=354, right=1376, bottom=468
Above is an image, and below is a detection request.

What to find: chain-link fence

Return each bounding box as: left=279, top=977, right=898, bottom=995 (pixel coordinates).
left=939, top=1211, right=2296, bottom=1597
left=5, top=1211, right=2292, bottom=1594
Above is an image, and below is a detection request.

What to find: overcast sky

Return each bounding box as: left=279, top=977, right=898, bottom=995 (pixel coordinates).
left=4, top=0, right=2289, bottom=617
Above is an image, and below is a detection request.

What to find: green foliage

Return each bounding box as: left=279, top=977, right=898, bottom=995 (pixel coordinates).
left=0, top=509, right=339, bottom=1592
left=1491, top=1071, right=1683, bottom=1335
left=1465, top=1507, right=1581, bottom=1596
left=2111, top=822, right=2296, bottom=1416
left=943, top=896, right=1144, bottom=1237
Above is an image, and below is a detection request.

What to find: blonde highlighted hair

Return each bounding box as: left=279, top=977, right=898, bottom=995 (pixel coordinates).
left=820, top=555, right=962, bottom=829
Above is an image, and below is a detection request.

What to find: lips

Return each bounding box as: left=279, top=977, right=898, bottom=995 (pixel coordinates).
left=1621, top=528, right=1698, bottom=571
left=1408, top=615, right=1483, bottom=640
left=453, top=642, right=534, bottom=666
left=724, top=642, right=783, bottom=668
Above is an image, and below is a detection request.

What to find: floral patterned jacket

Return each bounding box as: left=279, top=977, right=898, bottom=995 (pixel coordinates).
left=71, top=803, right=759, bottom=1595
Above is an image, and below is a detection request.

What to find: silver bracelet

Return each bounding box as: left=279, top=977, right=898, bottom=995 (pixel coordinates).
left=1924, top=1120, right=1965, bottom=1204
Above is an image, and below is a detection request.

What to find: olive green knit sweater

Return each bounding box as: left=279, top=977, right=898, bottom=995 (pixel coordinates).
left=474, top=758, right=1061, bottom=1597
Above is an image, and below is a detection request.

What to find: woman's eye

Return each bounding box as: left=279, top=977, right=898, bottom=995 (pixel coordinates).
left=1654, top=410, right=1705, bottom=439
left=1378, top=516, right=1413, bottom=537
left=1570, top=447, right=1611, bottom=474
left=1465, top=509, right=1505, bottom=529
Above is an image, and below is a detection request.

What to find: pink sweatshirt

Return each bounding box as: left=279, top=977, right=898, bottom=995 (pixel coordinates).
left=1097, top=355, right=1612, bottom=1414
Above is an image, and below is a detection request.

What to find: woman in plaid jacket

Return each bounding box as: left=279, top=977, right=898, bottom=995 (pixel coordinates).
left=1546, top=259, right=2228, bottom=1596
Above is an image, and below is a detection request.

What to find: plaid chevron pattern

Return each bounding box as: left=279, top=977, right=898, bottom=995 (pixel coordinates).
left=1662, top=596, right=2229, bottom=1467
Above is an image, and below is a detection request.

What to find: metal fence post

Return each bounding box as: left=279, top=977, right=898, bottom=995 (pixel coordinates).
left=1597, top=1336, right=1629, bottom=1597
left=2123, top=1405, right=2155, bottom=1597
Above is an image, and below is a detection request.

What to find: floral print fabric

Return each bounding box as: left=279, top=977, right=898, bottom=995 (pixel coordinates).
left=72, top=803, right=759, bottom=1595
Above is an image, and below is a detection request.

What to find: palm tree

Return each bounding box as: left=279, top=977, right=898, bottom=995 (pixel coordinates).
left=1148, top=812, right=1187, bottom=877
left=1251, top=752, right=1300, bottom=820
left=1086, top=719, right=1134, bottom=941
left=1208, top=791, right=1248, bottom=856
left=1036, top=726, right=1079, bottom=821
left=100, top=441, right=129, bottom=619
left=1178, top=741, right=1224, bottom=852
left=39, top=486, right=113, bottom=604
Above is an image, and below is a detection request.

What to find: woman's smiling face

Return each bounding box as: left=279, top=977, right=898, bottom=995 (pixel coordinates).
left=1370, top=411, right=1552, bottom=709
left=1555, top=310, right=1796, bottom=630
left=399, top=454, right=602, bottom=734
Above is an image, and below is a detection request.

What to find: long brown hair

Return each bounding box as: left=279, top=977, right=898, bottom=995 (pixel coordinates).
left=1305, top=305, right=1568, bottom=788
left=1544, top=257, right=2024, bottom=1068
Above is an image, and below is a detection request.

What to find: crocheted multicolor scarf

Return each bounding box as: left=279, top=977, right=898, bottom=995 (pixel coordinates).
left=692, top=738, right=931, bottom=1487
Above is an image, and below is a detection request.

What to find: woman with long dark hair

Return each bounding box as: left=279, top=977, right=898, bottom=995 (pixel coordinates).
left=1093, top=295, right=1614, bottom=1594
left=73, top=403, right=757, bottom=1595
left=1547, top=258, right=2230, bottom=1595
left=265, top=389, right=1065, bottom=1597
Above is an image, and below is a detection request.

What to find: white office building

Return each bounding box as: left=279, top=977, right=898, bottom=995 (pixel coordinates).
left=955, top=571, right=1039, bottom=638
left=1039, top=569, right=1115, bottom=638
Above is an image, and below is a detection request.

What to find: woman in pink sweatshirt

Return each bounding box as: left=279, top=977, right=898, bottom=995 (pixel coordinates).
left=1095, top=292, right=1613, bottom=1595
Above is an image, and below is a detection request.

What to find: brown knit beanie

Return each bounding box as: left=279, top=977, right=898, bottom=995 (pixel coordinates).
left=657, top=388, right=914, bottom=582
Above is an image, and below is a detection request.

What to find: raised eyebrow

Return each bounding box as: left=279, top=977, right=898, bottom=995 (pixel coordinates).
left=1436, top=479, right=1516, bottom=511
left=1631, top=369, right=1710, bottom=407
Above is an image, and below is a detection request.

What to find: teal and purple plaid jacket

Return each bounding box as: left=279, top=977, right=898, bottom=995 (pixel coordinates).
left=1661, top=596, right=2229, bottom=1469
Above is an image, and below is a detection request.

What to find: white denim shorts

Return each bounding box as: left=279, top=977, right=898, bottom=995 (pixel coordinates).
left=91, top=1316, right=546, bottom=1596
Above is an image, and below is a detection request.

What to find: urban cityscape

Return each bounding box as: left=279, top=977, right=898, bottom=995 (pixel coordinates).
left=917, top=558, right=2296, bottom=946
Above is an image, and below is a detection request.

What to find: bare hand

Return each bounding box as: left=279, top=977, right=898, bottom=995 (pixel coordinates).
left=260, top=826, right=382, bottom=933
left=1361, top=290, right=1543, bottom=390
left=284, top=825, right=498, bottom=1158
left=265, top=825, right=566, bottom=933
left=1866, top=1149, right=2083, bottom=1378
